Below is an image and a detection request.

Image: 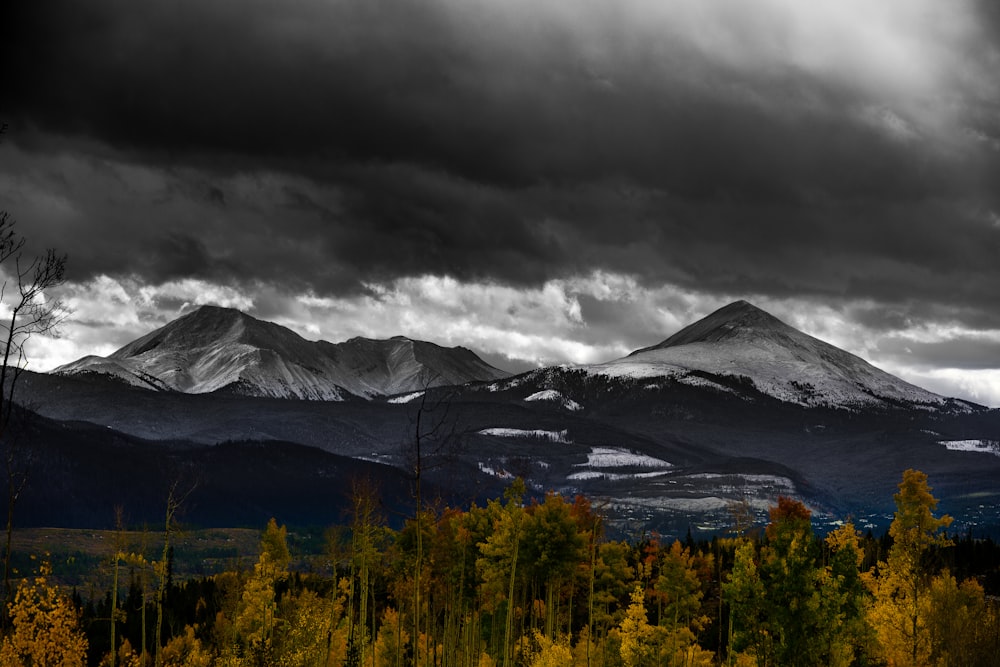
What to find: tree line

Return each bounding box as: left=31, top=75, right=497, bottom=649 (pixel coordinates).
left=3, top=469, right=1000, bottom=667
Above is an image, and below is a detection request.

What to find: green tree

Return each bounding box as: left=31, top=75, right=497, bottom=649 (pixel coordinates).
left=520, top=492, right=585, bottom=638
left=824, top=522, right=873, bottom=665
left=591, top=540, right=635, bottom=663
left=726, top=497, right=863, bottom=666
left=654, top=541, right=711, bottom=665
left=724, top=540, right=767, bottom=665
left=477, top=479, right=526, bottom=667
left=758, top=497, right=828, bottom=666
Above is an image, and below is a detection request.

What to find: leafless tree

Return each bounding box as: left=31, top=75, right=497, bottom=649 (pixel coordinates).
left=404, top=383, right=465, bottom=667
left=0, top=124, right=70, bottom=606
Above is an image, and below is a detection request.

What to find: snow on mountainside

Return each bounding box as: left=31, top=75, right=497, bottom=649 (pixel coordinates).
left=586, top=300, right=950, bottom=410
left=54, top=305, right=509, bottom=400
left=318, top=335, right=508, bottom=398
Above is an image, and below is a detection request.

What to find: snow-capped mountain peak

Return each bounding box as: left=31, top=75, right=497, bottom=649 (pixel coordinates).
left=631, top=300, right=794, bottom=352
left=590, top=300, right=949, bottom=410
left=55, top=305, right=509, bottom=400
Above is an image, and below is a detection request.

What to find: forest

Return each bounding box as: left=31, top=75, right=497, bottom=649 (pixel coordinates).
left=3, top=469, right=1000, bottom=667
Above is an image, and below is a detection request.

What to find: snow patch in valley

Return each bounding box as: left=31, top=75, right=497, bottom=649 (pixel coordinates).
left=478, top=462, right=515, bottom=479
left=578, top=447, right=672, bottom=469
left=616, top=496, right=775, bottom=513
left=388, top=391, right=424, bottom=404
left=568, top=447, right=673, bottom=481
left=478, top=428, right=570, bottom=443
left=569, top=469, right=672, bottom=481
left=686, top=473, right=795, bottom=491
left=940, top=440, right=1000, bottom=456
left=524, top=389, right=583, bottom=411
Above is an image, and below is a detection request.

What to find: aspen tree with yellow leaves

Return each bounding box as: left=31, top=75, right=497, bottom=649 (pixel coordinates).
left=868, top=469, right=952, bottom=667
left=232, top=518, right=290, bottom=665
left=617, top=584, right=657, bottom=667
left=11, top=474, right=1000, bottom=666
left=0, top=560, right=88, bottom=666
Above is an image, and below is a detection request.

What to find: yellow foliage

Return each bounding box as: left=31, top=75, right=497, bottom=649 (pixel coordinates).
left=619, top=585, right=657, bottom=667
left=275, top=588, right=338, bottom=667
left=99, top=638, right=142, bottom=667
left=518, top=629, right=572, bottom=667
left=825, top=523, right=864, bottom=569
left=0, top=561, right=89, bottom=667
left=869, top=470, right=955, bottom=667
left=161, top=625, right=213, bottom=667
left=373, top=607, right=409, bottom=667
left=570, top=626, right=604, bottom=667
left=926, top=571, right=988, bottom=666
left=668, top=643, right=715, bottom=667
left=414, top=631, right=442, bottom=667
left=730, top=652, right=758, bottom=667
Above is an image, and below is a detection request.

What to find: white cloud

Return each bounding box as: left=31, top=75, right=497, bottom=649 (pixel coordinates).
left=21, top=274, right=255, bottom=372
left=19, top=271, right=999, bottom=408
left=889, top=368, right=1000, bottom=409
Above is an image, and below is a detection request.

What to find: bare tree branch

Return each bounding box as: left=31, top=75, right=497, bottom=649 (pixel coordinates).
left=0, top=210, right=69, bottom=612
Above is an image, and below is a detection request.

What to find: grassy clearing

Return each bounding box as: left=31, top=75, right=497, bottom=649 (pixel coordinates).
left=8, top=527, right=267, bottom=588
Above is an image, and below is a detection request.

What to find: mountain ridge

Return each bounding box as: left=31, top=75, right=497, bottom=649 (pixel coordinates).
left=55, top=300, right=977, bottom=412
left=585, top=300, right=957, bottom=411
left=55, top=305, right=510, bottom=400
left=18, top=300, right=1000, bottom=534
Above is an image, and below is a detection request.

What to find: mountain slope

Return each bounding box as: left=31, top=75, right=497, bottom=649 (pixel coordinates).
left=318, top=335, right=510, bottom=397
left=585, top=300, right=951, bottom=410
left=55, top=305, right=509, bottom=400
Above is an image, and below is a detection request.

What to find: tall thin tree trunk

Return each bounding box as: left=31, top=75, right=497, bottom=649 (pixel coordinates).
left=503, top=537, right=519, bottom=667
left=141, top=570, right=148, bottom=667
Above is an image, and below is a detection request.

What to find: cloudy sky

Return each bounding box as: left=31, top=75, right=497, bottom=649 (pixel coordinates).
left=2, top=0, right=999, bottom=406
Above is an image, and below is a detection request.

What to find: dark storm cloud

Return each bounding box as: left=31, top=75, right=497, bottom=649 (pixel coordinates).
left=144, top=233, right=217, bottom=281
left=5, top=0, right=984, bottom=195
left=3, top=0, right=1000, bottom=328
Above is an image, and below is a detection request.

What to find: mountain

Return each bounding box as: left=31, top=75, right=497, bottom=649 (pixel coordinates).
left=54, top=305, right=509, bottom=400
left=584, top=300, right=957, bottom=410
left=21, top=299, right=999, bottom=536
left=1, top=404, right=460, bottom=528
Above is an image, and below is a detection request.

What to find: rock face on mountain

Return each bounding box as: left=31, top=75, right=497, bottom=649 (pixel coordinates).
left=587, top=300, right=952, bottom=410
left=55, top=305, right=509, bottom=399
